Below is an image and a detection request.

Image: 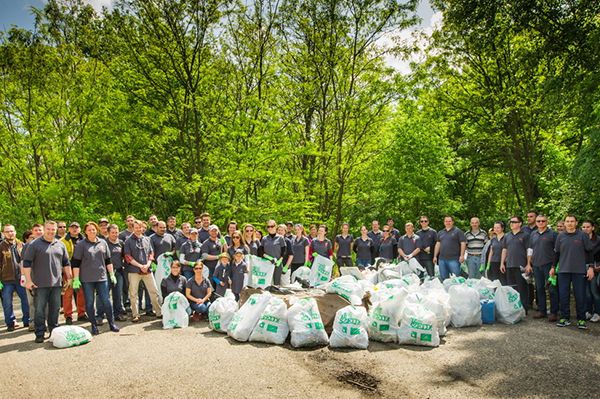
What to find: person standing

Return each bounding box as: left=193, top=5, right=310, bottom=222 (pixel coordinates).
left=258, top=220, right=287, bottom=286
left=526, top=214, right=558, bottom=321
left=71, top=222, right=119, bottom=335
left=55, top=222, right=67, bottom=239
left=368, top=220, right=383, bottom=264
left=387, top=218, right=401, bottom=241
left=309, top=225, right=333, bottom=261
left=119, top=215, right=135, bottom=242
left=179, top=228, right=202, bottom=280
left=230, top=249, right=248, bottom=301
left=22, top=221, right=71, bottom=343
left=123, top=220, right=162, bottom=323
left=175, top=222, right=191, bottom=254
left=465, top=217, right=488, bottom=279
left=486, top=222, right=506, bottom=284
left=197, top=213, right=212, bottom=243
left=150, top=221, right=176, bottom=260
left=106, top=224, right=127, bottom=321
left=21, top=224, right=43, bottom=332
left=166, top=216, right=181, bottom=238
left=500, top=216, right=530, bottom=311
left=227, top=231, right=249, bottom=259
left=212, top=253, right=231, bottom=298
left=242, top=224, right=260, bottom=256
left=416, top=216, right=437, bottom=277
left=522, top=211, right=538, bottom=234
left=60, top=222, right=87, bottom=324
left=0, top=224, right=28, bottom=331
left=378, top=226, right=398, bottom=263
left=224, top=221, right=238, bottom=247
left=582, top=220, right=600, bottom=322
left=433, top=216, right=467, bottom=280
left=277, top=224, right=294, bottom=284
left=290, top=224, right=310, bottom=275
left=353, top=226, right=374, bottom=269
left=334, top=223, right=354, bottom=268
left=98, top=218, right=110, bottom=240
left=201, top=225, right=224, bottom=283
left=553, top=215, right=598, bottom=329
left=145, top=215, right=159, bottom=237
left=398, top=222, right=421, bottom=262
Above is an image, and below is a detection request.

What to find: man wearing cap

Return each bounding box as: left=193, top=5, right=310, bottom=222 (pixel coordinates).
left=60, top=222, right=87, bottom=324
left=285, top=222, right=294, bottom=240
left=22, top=220, right=71, bottom=343
left=212, top=253, right=231, bottom=297
left=201, top=225, right=224, bottom=282
left=98, top=218, right=109, bottom=240
left=179, top=228, right=202, bottom=280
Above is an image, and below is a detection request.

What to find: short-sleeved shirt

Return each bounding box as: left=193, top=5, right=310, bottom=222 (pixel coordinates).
left=488, top=236, right=504, bottom=263
left=179, top=240, right=202, bottom=267
left=227, top=245, right=249, bottom=260
left=175, top=235, right=189, bottom=251
left=528, top=229, right=558, bottom=267
left=353, top=237, right=373, bottom=261
left=310, top=238, right=333, bottom=258
left=502, top=231, right=530, bottom=269
left=399, top=234, right=420, bottom=255
left=246, top=239, right=260, bottom=256
left=150, top=233, right=176, bottom=259
left=22, top=237, right=70, bottom=288
left=555, top=230, right=596, bottom=274
left=416, top=228, right=437, bottom=261
left=118, top=229, right=133, bottom=242
left=186, top=278, right=211, bottom=300
left=166, top=228, right=181, bottom=239
left=465, top=229, right=488, bottom=256
left=107, top=239, right=125, bottom=270
left=198, top=228, right=210, bottom=244
left=201, top=238, right=222, bottom=270
left=230, top=261, right=247, bottom=294
left=161, top=274, right=187, bottom=296
left=378, top=236, right=397, bottom=260
left=73, top=238, right=111, bottom=283
left=260, top=235, right=287, bottom=259
left=368, top=231, right=383, bottom=255
left=123, top=234, right=153, bottom=273
left=335, top=234, right=353, bottom=257
left=437, top=227, right=467, bottom=261
left=291, top=236, right=309, bottom=264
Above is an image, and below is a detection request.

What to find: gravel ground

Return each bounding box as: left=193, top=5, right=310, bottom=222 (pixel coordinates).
left=1, top=306, right=599, bottom=399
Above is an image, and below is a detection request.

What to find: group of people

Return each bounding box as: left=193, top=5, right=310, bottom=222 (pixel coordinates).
left=0, top=211, right=599, bottom=343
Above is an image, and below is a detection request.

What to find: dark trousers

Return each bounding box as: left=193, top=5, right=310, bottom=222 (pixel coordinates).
left=83, top=281, right=114, bottom=327
left=558, top=272, right=587, bottom=321
left=586, top=273, right=600, bottom=314
left=138, top=280, right=152, bottom=312
left=336, top=257, right=352, bottom=267
left=1, top=282, right=30, bottom=326
left=420, top=259, right=434, bottom=277
left=505, top=267, right=530, bottom=311
left=488, top=261, right=506, bottom=285
left=97, top=269, right=125, bottom=318
left=33, top=287, right=61, bottom=338
left=533, top=263, right=559, bottom=315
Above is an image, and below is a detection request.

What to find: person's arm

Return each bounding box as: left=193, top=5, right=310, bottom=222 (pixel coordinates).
left=433, top=241, right=441, bottom=264
left=459, top=242, right=466, bottom=263
left=500, top=248, right=507, bottom=273
left=398, top=239, right=407, bottom=259
left=186, top=287, right=201, bottom=303
left=392, top=240, right=398, bottom=260
left=409, top=239, right=421, bottom=258
left=161, top=279, right=168, bottom=298
left=204, top=285, right=213, bottom=303
left=353, top=239, right=358, bottom=254
left=333, top=237, right=339, bottom=254
left=487, top=246, right=493, bottom=265
left=303, top=241, right=310, bottom=266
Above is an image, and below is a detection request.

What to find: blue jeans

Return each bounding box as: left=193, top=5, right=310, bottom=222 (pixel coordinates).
left=466, top=255, right=481, bottom=279
left=438, top=258, right=461, bottom=280
left=33, top=287, right=61, bottom=338
left=82, top=281, right=114, bottom=327
left=1, top=282, right=30, bottom=326
left=558, top=273, right=587, bottom=321
left=586, top=273, right=600, bottom=315
left=356, top=259, right=370, bottom=268
left=534, top=263, right=559, bottom=315
left=190, top=301, right=210, bottom=315
left=96, top=269, right=125, bottom=319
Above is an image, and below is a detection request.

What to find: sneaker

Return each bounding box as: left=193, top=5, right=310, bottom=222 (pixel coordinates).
left=77, top=314, right=88, bottom=322
left=34, top=336, right=44, bottom=344
left=144, top=310, right=156, bottom=317
left=115, top=314, right=127, bottom=322
left=590, top=313, right=600, bottom=323
left=577, top=320, right=588, bottom=330
left=585, top=312, right=592, bottom=320
left=65, top=317, right=73, bottom=325
left=548, top=314, right=558, bottom=323
left=7, top=324, right=16, bottom=332
left=556, top=318, right=571, bottom=327
left=131, top=316, right=140, bottom=323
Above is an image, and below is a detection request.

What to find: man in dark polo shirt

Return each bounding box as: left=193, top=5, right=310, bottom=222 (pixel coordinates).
left=198, top=213, right=212, bottom=243
left=526, top=214, right=558, bottom=321
left=166, top=216, right=181, bottom=238
left=398, top=222, right=421, bottom=261
left=433, top=216, right=466, bottom=280
left=416, top=216, right=437, bottom=277
left=368, top=220, right=383, bottom=264
left=500, top=215, right=530, bottom=311
left=200, top=225, right=224, bottom=282
left=22, top=220, right=71, bottom=343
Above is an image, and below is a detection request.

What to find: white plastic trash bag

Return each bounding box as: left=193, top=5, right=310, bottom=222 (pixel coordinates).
left=495, top=286, right=526, bottom=324
left=247, top=255, right=275, bottom=289
left=49, top=326, right=92, bottom=348
left=155, top=254, right=173, bottom=303
left=377, top=266, right=402, bottom=282
left=368, top=293, right=404, bottom=343
left=327, top=275, right=365, bottom=305
left=330, top=305, right=369, bottom=349
left=420, top=292, right=452, bottom=336
left=249, top=297, right=290, bottom=345
left=288, top=297, right=329, bottom=348
left=448, top=285, right=482, bottom=327
left=209, top=291, right=239, bottom=333
left=397, top=302, right=440, bottom=347
left=443, top=276, right=466, bottom=291
left=398, top=258, right=425, bottom=275
left=228, top=292, right=272, bottom=342
left=161, top=292, right=191, bottom=329
left=466, top=277, right=496, bottom=300
left=291, top=265, right=311, bottom=283
left=309, top=255, right=334, bottom=287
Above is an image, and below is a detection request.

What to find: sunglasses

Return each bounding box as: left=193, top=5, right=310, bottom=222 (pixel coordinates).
left=383, top=230, right=390, bottom=232
left=509, top=220, right=520, bottom=224
left=233, top=236, right=241, bottom=239
left=58, top=226, right=66, bottom=229
left=267, top=225, right=276, bottom=228
left=194, top=221, right=202, bottom=224
left=194, top=267, right=203, bottom=270
left=419, top=220, right=428, bottom=223
left=536, top=220, right=547, bottom=223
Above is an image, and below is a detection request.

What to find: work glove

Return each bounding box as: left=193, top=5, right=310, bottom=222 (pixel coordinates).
left=109, top=272, right=117, bottom=285
left=219, top=237, right=227, bottom=246
left=304, top=260, right=311, bottom=268
left=72, top=277, right=81, bottom=290
left=282, top=264, right=289, bottom=274
left=0, top=281, right=3, bottom=291
left=163, top=251, right=173, bottom=257
left=150, top=262, right=157, bottom=272
left=275, top=258, right=283, bottom=268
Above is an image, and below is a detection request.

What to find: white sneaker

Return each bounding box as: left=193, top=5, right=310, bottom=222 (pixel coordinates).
left=590, top=313, right=600, bottom=323
left=585, top=312, right=592, bottom=320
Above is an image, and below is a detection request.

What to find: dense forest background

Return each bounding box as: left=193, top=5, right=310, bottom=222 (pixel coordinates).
left=1, top=0, right=599, bottom=233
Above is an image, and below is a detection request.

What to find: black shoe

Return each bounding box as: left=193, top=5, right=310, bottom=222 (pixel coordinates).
left=91, top=325, right=100, bottom=335
left=109, top=324, right=120, bottom=333
left=35, top=336, right=44, bottom=343
left=65, top=317, right=73, bottom=325
left=77, top=314, right=88, bottom=322
left=96, top=318, right=105, bottom=326
left=115, top=314, right=127, bottom=322
left=125, top=306, right=132, bottom=313
left=7, top=324, right=15, bottom=332
left=144, top=310, right=156, bottom=317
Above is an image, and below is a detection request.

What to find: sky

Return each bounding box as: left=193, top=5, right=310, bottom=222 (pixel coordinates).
left=0, top=0, right=439, bottom=73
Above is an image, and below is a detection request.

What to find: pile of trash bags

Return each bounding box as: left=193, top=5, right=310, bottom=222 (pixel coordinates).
left=207, top=260, right=526, bottom=349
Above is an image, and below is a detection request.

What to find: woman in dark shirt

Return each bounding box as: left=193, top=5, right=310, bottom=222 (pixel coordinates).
left=290, top=224, right=310, bottom=275
left=334, top=223, right=354, bottom=268
left=378, top=225, right=398, bottom=262
left=186, top=261, right=212, bottom=321
left=486, top=221, right=506, bottom=284
left=160, top=260, right=187, bottom=299
left=242, top=224, right=260, bottom=256
left=353, top=225, right=374, bottom=269
left=227, top=230, right=249, bottom=259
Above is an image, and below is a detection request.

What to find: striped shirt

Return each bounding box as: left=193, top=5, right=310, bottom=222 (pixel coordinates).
left=465, top=229, right=487, bottom=256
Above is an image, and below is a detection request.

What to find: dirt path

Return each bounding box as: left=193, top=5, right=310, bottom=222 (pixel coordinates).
left=1, top=311, right=599, bottom=398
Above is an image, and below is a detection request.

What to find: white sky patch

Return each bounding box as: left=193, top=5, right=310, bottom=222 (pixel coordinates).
left=84, top=0, right=115, bottom=12
left=379, top=11, right=443, bottom=75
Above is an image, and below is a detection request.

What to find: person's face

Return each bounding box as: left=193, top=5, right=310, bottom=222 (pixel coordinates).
left=387, top=219, right=394, bottom=228
left=182, top=224, right=190, bottom=234
left=193, top=263, right=204, bottom=276
left=444, top=217, right=453, bottom=229
left=361, top=226, right=368, bottom=235
left=310, top=227, right=317, bottom=236
left=157, top=222, right=166, bottom=234
left=245, top=226, right=255, bottom=236
left=69, top=226, right=80, bottom=236
left=405, top=224, right=414, bottom=235
left=536, top=216, right=548, bottom=231
left=419, top=217, right=429, bottom=229
left=194, top=219, right=202, bottom=228
left=232, top=232, right=242, bottom=245
left=509, top=218, right=522, bottom=231
left=86, top=225, right=98, bottom=240
left=99, top=222, right=108, bottom=233
left=527, top=213, right=537, bottom=225
left=32, top=226, right=43, bottom=238
left=234, top=253, right=243, bottom=263
left=171, top=263, right=181, bottom=276
left=294, top=226, right=303, bottom=235
left=57, top=223, right=67, bottom=235
left=564, top=217, right=577, bottom=231
left=286, top=225, right=293, bottom=234
left=133, top=223, right=143, bottom=236
left=126, top=217, right=134, bottom=228
left=266, top=222, right=277, bottom=234
left=220, top=257, right=230, bottom=265
left=493, top=223, right=504, bottom=235
left=318, top=227, right=326, bottom=237
left=149, top=215, right=158, bottom=225
left=228, top=224, right=237, bottom=235
left=190, top=231, right=199, bottom=241
left=3, top=226, right=16, bottom=241
left=277, top=226, right=286, bottom=236
left=108, top=228, right=118, bottom=241
left=167, top=218, right=176, bottom=229
left=556, top=222, right=565, bottom=232
left=382, top=226, right=390, bottom=237
left=209, top=229, right=218, bottom=239
left=582, top=222, right=593, bottom=235
left=470, top=218, right=480, bottom=230
left=342, top=224, right=349, bottom=234
left=44, top=224, right=57, bottom=240
left=372, top=221, right=379, bottom=231
left=202, top=217, right=210, bottom=228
